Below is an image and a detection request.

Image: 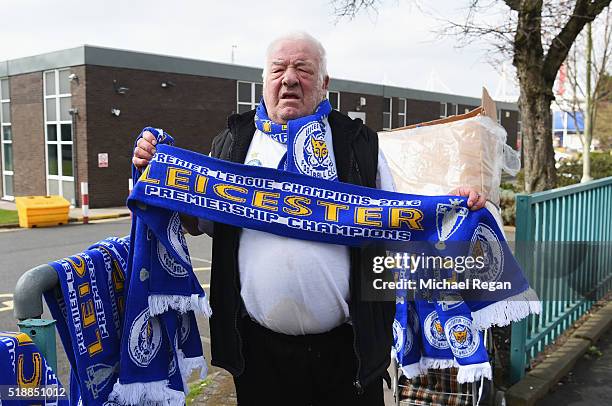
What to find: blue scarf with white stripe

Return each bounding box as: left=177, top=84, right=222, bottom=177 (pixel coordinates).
left=108, top=129, right=209, bottom=406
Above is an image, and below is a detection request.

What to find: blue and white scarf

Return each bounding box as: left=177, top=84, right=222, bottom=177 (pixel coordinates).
left=391, top=267, right=423, bottom=378
left=0, top=332, right=68, bottom=405
left=108, top=129, right=209, bottom=406
left=255, top=99, right=336, bottom=180
left=45, top=237, right=129, bottom=405
left=128, top=125, right=540, bottom=385
left=435, top=301, right=490, bottom=383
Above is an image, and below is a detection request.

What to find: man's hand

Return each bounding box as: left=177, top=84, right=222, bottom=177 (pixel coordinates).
left=132, top=130, right=157, bottom=169
left=451, top=187, right=487, bottom=211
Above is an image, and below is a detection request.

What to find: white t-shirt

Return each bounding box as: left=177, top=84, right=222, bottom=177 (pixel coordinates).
left=237, top=118, right=394, bottom=335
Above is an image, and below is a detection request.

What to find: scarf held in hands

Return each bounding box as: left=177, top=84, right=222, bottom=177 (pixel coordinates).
left=128, top=101, right=539, bottom=386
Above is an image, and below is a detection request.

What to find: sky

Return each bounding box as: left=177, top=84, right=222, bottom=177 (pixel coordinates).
left=0, top=0, right=520, bottom=100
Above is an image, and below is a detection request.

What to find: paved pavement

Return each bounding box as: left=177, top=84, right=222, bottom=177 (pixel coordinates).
left=0, top=199, right=131, bottom=224
left=538, top=326, right=612, bottom=406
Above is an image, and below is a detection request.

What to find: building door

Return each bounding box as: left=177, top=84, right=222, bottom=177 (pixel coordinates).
left=348, top=111, right=366, bottom=123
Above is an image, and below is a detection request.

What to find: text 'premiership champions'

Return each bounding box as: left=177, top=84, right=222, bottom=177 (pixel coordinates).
left=139, top=151, right=425, bottom=243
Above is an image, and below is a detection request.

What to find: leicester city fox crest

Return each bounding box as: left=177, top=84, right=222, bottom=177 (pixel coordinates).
left=393, top=319, right=404, bottom=356
left=435, top=198, right=469, bottom=250
left=424, top=310, right=449, bottom=349
left=467, top=223, right=504, bottom=282
left=445, top=316, right=480, bottom=358
left=292, top=120, right=337, bottom=180
left=167, top=212, right=190, bottom=264
left=128, top=309, right=162, bottom=367
left=157, top=241, right=188, bottom=278
left=157, top=212, right=191, bottom=277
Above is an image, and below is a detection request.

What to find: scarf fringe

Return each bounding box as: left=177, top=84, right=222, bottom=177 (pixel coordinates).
left=471, top=288, right=542, bottom=330
left=456, top=362, right=492, bottom=384
left=176, top=349, right=208, bottom=394
left=400, top=362, right=426, bottom=379
left=148, top=294, right=212, bottom=317
left=419, top=356, right=459, bottom=370
left=107, top=379, right=185, bottom=406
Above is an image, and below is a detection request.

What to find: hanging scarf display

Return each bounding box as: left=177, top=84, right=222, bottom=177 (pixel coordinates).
left=391, top=267, right=423, bottom=379
left=108, top=129, right=209, bottom=406
left=44, top=238, right=129, bottom=405
left=434, top=301, right=491, bottom=383
left=0, top=332, right=68, bottom=405
left=414, top=299, right=457, bottom=370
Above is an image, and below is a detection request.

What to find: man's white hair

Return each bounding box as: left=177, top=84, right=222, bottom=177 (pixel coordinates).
left=262, top=31, right=328, bottom=84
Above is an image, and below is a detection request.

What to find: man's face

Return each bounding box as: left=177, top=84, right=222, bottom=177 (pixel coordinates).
left=263, top=39, right=329, bottom=124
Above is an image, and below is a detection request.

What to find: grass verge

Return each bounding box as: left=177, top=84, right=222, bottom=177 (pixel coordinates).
left=186, top=377, right=212, bottom=405
left=0, top=209, right=18, bottom=225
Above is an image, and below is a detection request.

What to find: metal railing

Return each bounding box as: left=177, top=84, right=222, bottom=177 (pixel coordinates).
left=510, top=176, right=612, bottom=383
left=13, top=264, right=59, bottom=372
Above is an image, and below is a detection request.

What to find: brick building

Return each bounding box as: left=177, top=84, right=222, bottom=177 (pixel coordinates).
left=0, top=45, right=519, bottom=208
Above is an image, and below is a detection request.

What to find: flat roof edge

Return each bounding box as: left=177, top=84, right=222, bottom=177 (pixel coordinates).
left=83, top=46, right=264, bottom=83
left=1, top=45, right=517, bottom=111
left=0, top=47, right=85, bottom=76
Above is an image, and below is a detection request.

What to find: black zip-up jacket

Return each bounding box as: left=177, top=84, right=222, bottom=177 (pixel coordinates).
left=207, top=109, right=395, bottom=392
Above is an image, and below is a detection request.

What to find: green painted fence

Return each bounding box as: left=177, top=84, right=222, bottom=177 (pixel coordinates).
left=510, top=176, right=612, bottom=383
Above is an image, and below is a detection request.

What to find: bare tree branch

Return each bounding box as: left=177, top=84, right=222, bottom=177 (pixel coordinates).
left=543, top=0, right=612, bottom=85
left=332, top=0, right=381, bottom=20
left=331, top=0, right=612, bottom=190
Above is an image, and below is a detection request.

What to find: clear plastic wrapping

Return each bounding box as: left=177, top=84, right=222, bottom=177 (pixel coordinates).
left=379, top=115, right=520, bottom=205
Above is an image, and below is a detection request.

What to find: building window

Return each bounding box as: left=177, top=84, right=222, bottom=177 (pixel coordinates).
left=0, top=78, right=13, bottom=199
left=398, top=98, right=407, bottom=127
left=383, top=97, right=392, bottom=130
left=440, top=102, right=457, bottom=118
left=327, top=91, right=340, bottom=110
left=44, top=69, right=75, bottom=205
left=237, top=81, right=263, bottom=114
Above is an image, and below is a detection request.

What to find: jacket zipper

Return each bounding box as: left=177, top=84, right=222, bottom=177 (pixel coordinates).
left=227, top=124, right=245, bottom=375
left=351, top=316, right=364, bottom=394
left=233, top=228, right=245, bottom=374
left=349, top=151, right=364, bottom=395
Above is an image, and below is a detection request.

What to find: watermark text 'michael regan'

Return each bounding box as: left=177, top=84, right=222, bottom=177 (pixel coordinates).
left=372, top=278, right=512, bottom=292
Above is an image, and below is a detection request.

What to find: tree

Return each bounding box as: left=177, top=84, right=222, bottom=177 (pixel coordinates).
left=557, top=8, right=612, bottom=181
left=334, top=0, right=611, bottom=192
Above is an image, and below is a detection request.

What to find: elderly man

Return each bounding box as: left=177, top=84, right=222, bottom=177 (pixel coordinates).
left=133, top=32, right=486, bottom=406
